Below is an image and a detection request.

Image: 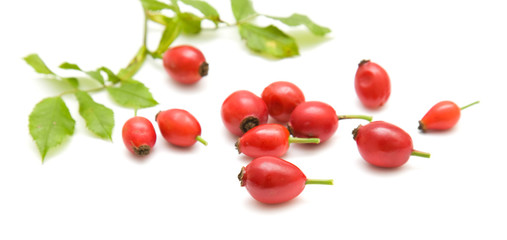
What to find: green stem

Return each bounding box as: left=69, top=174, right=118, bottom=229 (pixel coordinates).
left=305, top=179, right=334, bottom=185
left=196, top=135, right=208, bottom=146
left=411, top=150, right=431, bottom=158
left=288, top=136, right=320, bottom=144
left=58, top=85, right=110, bottom=97
left=337, top=115, right=373, bottom=122
left=143, top=10, right=149, bottom=48
left=460, top=101, right=480, bottom=110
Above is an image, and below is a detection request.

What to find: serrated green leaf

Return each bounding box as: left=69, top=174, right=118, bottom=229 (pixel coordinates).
left=59, top=62, right=105, bottom=85
left=180, top=12, right=202, bottom=34
left=239, top=23, right=299, bottom=58
left=231, top=0, right=256, bottom=22
left=117, top=46, right=148, bottom=80
left=75, top=91, right=114, bottom=140
left=180, top=0, right=220, bottom=24
left=147, top=12, right=173, bottom=25
left=107, top=80, right=158, bottom=109
left=140, top=0, right=175, bottom=11
left=266, top=14, right=331, bottom=36
left=23, top=54, right=54, bottom=75
left=98, top=67, right=121, bottom=83
left=29, top=97, right=75, bottom=161
left=153, top=19, right=182, bottom=57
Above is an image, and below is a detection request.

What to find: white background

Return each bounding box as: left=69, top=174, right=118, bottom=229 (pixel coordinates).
left=1, top=0, right=506, bottom=239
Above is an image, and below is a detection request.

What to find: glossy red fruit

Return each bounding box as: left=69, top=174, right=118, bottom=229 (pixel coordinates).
left=122, top=116, right=157, bottom=156
left=288, top=101, right=372, bottom=143
left=156, top=109, right=207, bottom=147
left=354, top=60, right=391, bottom=109
left=236, top=124, right=320, bottom=158
left=261, top=81, right=305, bottom=122
left=162, top=45, right=208, bottom=84
left=353, top=121, right=430, bottom=168
left=221, top=90, right=269, bottom=136
left=238, top=156, right=333, bottom=204
left=419, top=100, right=479, bottom=132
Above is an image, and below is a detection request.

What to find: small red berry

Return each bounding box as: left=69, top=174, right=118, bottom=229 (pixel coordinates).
left=354, top=60, right=391, bottom=109
left=288, top=101, right=372, bottom=143
left=221, top=90, right=269, bottom=136
left=353, top=121, right=430, bottom=168
left=238, top=156, right=333, bottom=204
left=162, top=45, right=208, bottom=84
left=261, top=81, right=305, bottom=122
left=236, top=124, right=320, bottom=158
left=122, top=116, right=157, bottom=156
left=156, top=109, right=207, bottom=147
left=419, top=100, right=479, bottom=132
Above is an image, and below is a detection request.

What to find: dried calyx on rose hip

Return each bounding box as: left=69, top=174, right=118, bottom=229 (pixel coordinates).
left=122, top=116, right=157, bottom=156
left=221, top=90, right=269, bottom=136
left=235, top=124, right=320, bottom=158
left=353, top=121, right=430, bottom=168
left=162, top=45, right=208, bottom=85
left=238, top=156, right=333, bottom=204
left=354, top=59, right=391, bottom=109
left=418, top=100, right=479, bottom=132
left=288, top=101, right=372, bottom=143
left=261, top=81, right=305, bottom=123
left=156, top=109, right=207, bottom=147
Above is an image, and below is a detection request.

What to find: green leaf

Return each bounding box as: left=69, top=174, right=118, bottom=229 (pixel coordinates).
left=231, top=0, right=256, bottom=22
left=180, top=12, right=202, bottom=34
left=238, top=23, right=299, bottom=58
left=75, top=91, right=114, bottom=140
left=98, top=67, right=121, bottom=84
left=140, top=0, right=175, bottom=11
left=59, top=62, right=105, bottom=85
left=147, top=12, right=173, bottom=25
left=180, top=0, right=220, bottom=24
left=117, top=46, right=148, bottom=80
left=107, top=79, right=158, bottom=109
left=29, top=97, right=75, bottom=161
left=153, top=19, right=182, bottom=57
left=266, top=14, right=331, bottom=36
left=62, top=77, right=79, bottom=88
left=59, top=62, right=82, bottom=71
left=23, top=54, right=54, bottom=75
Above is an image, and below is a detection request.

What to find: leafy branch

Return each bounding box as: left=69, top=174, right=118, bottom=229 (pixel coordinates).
left=25, top=0, right=331, bottom=162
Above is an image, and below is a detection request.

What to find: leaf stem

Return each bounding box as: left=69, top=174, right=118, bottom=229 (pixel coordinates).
left=305, top=179, right=334, bottom=185
left=411, top=150, right=431, bottom=158
left=460, top=101, right=480, bottom=110
left=58, top=85, right=111, bottom=97
left=143, top=10, right=149, bottom=48
left=337, top=115, right=373, bottom=122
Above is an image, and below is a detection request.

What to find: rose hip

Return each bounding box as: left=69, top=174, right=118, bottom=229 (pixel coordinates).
left=354, top=60, right=391, bottom=109
left=122, top=116, right=157, bottom=156
left=288, top=101, right=372, bottom=143
left=418, top=100, right=479, bottom=132
left=261, top=81, right=305, bottom=122
left=162, top=45, right=208, bottom=84
left=238, top=156, right=333, bottom=204
left=156, top=109, right=207, bottom=147
left=353, top=121, right=430, bottom=168
left=221, top=90, right=269, bottom=136
left=236, top=124, right=320, bottom=158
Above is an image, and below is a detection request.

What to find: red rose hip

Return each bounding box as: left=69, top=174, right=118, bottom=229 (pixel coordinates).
left=162, top=45, right=208, bottom=84
left=236, top=124, right=320, bottom=158
left=353, top=121, right=430, bottom=168
left=221, top=90, right=269, bottom=136
left=355, top=60, right=391, bottom=109
left=156, top=109, right=207, bottom=147
left=261, top=81, right=305, bottom=122
left=238, top=156, right=333, bottom=204
left=288, top=101, right=372, bottom=143
left=122, top=116, right=157, bottom=156
left=418, top=100, right=479, bottom=132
